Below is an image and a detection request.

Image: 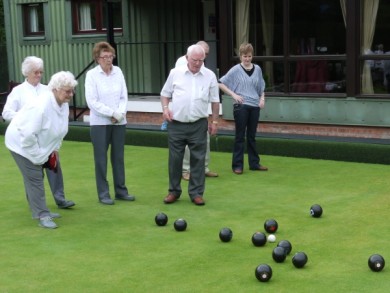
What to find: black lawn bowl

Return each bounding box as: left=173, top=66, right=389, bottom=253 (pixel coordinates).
left=219, top=227, right=233, bottom=242
left=252, top=232, right=267, bottom=247
left=368, top=254, right=385, bottom=272
left=154, top=212, right=168, bottom=226
left=292, top=252, right=308, bottom=268
left=264, top=219, right=278, bottom=233
left=310, top=204, right=323, bottom=218
left=255, top=264, right=273, bottom=282
left=174, top=218, right=187, bottom=232
left=272, top=246, right=287, bottom=263
left=277, top=240, right=292, bottom=255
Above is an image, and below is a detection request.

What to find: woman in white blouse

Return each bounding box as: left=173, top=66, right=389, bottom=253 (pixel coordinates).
left=5, top=71, right=78, bottom=229
left=2, top=56, right=76, bottom=210
left=85, top=41, right=136, bottom=205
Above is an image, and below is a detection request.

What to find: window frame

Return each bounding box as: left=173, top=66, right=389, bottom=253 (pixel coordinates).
left=18, top=1, right=51, bottom=45
left=220, top=0, right=390, bottom=99
left=70, top=0, right=123, bottom=35
left=22, top=3, right=45, bottom=37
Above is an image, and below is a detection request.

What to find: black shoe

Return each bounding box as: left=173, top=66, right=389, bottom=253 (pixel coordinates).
left=115, top=194, right=136, bottom=201
left=100, top=198, right=115, bottom=205
left=57, top=200, right=76, bottom=209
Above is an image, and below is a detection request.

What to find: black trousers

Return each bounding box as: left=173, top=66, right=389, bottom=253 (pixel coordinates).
left=232, top=104, right=261, bottom=170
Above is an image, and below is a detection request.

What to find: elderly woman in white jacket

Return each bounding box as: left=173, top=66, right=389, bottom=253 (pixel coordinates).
left=5, top=71, right=78, bottom=229
left=2, top=56, right=76, bottom=210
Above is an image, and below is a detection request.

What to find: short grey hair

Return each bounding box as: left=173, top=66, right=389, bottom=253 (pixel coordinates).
left=186, top=44, right=205, bottom=58
left=48, top=71, right=78, bottom=91
left=196, top=41, right=209, bottom=54
left=21, top=56, right=44, bottom=77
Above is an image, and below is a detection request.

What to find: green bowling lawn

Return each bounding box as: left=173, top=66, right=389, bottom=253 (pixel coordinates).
left=0, top=137, right=388, bottom=292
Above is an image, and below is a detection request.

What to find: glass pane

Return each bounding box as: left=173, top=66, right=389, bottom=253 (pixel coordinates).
left=290, top=0, right=345, bottom=55
left=257, top=61, right=284, bottom=92
left=363, top=59, right=390, bottom=94
left=233, top=0, right=283, bottom=56
left=103, top=2, right=123, bottom=30
left=361, top=0, right=390, bottom=94
left=78, top=3, right=97, bottom=30
left=23, top=4, right=45, bottom=36
left=290, top=60, right=346, bottom=93
left=112, top=3, right=123, bottom=28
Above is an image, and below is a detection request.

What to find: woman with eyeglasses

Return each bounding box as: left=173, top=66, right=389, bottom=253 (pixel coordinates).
left=2, top=56, right=76, bottom=210
left=85, top=41, right=136, bottom=205
left=5, top=71, right=78, bottom=229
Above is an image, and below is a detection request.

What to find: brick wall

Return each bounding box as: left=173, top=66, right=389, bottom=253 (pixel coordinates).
left=73, top=109, right=390, bottom=140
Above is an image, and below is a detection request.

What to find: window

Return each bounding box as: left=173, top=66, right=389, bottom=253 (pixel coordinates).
left=22, top=3, right=45, bottom=37
left=71, top=0, right=123, bottom=35
left=361, top=0, right=390, bottom=95
left=232, top=0, right=347, bottom=95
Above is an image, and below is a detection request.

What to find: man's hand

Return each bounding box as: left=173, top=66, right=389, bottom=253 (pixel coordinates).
left=208, top=122, right=218, bottom=136
left=162, top=108, right=173, bottom=122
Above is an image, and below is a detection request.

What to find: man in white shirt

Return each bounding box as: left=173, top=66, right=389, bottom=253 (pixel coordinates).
left=161, top=44, right=220, bottom=206
left=175, top=41, right=218, bottom=181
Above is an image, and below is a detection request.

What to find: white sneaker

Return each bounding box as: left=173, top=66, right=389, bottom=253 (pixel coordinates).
left=39, top=216, right=58, bottom=229
left=50, top=212, right=61, bottom=218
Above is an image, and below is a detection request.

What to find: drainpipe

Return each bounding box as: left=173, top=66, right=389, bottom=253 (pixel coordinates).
left=106, top=0, right=119, bottom=65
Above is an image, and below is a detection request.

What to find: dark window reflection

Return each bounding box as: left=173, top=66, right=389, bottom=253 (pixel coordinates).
left=290, top=60, right=346, bottom=93
left=290, top=0, right=345, bottom=55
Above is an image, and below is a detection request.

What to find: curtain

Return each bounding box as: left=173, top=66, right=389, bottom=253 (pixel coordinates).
left=261, top=0, right=275, bottom=87
left=79, top=3, right=92, bottom=31
left=340, top=0, right=346, bottom=27
left=235, top=0, right=250, bottom=55
left=362, top=0, right=379, bottom=94
left=29, top=7, right=39, bottom=32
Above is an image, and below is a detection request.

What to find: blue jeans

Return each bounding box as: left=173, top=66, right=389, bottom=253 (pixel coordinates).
left=232, top=104, right=261, bottom=170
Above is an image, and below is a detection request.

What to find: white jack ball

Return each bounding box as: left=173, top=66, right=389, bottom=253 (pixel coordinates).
left=267, top=234, right=276, bottom=243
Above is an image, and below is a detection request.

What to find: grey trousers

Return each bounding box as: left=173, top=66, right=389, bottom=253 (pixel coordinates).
left=11, top=151, right=50, bottom=219
left=167, top=118, right=208, bottom=199
left=90, top=125, right=128, bottom=200
left=182, top=132, right=211, bottom=174
left=45, top=154, right=67, bottom=205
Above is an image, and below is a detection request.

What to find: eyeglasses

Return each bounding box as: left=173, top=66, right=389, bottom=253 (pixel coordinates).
left=61, top=88, right=74, bottom=95
left=189, top=58, right=204, bottom=63
left=99, top=55, right=116, bottom=61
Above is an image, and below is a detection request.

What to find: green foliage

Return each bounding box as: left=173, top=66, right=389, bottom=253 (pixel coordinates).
left=0, top=137, right=389, bottom=292
left=2, top=124, right=390, bottom=165
left=124, top=129, right=168, bottom=148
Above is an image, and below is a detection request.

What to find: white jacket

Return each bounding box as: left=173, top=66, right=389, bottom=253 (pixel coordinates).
left=5, top=91, right=69, bottom=165
left=1, top=80, right=48, bottom=122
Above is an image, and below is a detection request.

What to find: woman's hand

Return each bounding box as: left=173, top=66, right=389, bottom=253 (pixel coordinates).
left=232, top=93, right=244, bottom=104
left=259, top=94, right=265, bottom=109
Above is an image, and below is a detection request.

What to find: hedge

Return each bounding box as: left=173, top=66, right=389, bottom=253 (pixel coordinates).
left=1, top=123, right=389, bottom=165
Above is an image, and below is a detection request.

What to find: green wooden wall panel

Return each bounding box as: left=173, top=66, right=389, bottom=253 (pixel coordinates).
left=222, top=95, right=390, bottom=127
left=5, top=0, right=200, bottom=107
